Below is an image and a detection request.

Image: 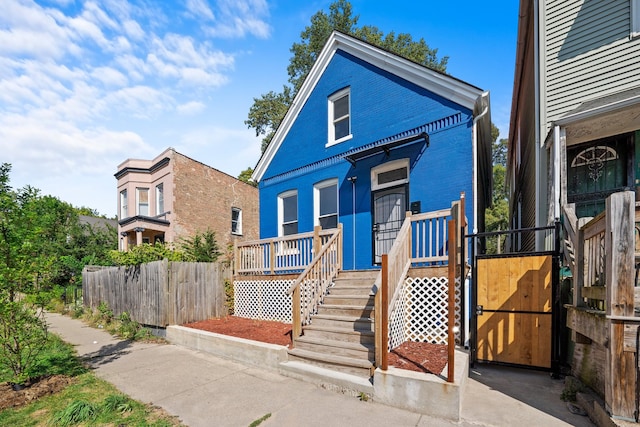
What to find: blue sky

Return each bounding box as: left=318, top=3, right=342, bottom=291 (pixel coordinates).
left=1, top=0, right=519, bottom=217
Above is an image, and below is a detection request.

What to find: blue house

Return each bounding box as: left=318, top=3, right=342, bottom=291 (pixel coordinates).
left=252, top=31, right=492, bottom=271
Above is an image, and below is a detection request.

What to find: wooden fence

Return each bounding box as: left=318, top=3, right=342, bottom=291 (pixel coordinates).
left=83, top=260, right=229, bottom=327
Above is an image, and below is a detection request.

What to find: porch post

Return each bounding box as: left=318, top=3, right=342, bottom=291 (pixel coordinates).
left=447, top=219, right=456, bottom=383
left=604, top=191, right=635, bottom=418
left=381, top=254, right=389, bottom=370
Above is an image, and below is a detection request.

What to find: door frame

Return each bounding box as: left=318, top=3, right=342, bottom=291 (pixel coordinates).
left=370, top=183, right=409, bottom=265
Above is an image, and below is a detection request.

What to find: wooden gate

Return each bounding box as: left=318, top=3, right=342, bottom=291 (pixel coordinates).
left=474, top=253, right=554, bottom=369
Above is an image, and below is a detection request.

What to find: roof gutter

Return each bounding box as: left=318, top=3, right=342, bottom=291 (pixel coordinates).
left=472, top=91, right=490, bottom=234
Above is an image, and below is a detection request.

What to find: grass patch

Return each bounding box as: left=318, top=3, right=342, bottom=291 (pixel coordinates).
left=0, top=373, right=182, bottom=426
left=249, top=413, right=271, bottom=426
left=0, top=333, right=86, bottom=384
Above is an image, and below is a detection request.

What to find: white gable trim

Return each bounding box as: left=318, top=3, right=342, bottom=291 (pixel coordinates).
left=253, top=31, right=484, bottom=182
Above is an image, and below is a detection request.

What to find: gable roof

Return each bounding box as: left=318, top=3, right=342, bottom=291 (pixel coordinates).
left=252, top=31, right=485, bottom=182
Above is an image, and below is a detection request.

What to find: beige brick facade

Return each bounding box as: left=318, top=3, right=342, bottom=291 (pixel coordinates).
left=116, top=148, right=258, bottom=256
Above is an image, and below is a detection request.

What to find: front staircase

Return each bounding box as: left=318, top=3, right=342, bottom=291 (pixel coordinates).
left=287, top=270, right=378, bottom=378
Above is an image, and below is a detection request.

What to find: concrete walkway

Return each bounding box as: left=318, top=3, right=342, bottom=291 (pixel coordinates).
left=46, top=313, right=593, bottom=427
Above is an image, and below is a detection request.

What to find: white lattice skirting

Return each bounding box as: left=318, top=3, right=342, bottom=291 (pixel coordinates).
left=234, top=280, right=294, bottom=323
left=389, top=276, right=462, bottom=350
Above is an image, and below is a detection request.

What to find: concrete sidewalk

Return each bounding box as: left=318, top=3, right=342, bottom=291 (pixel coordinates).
left=46, top=313, right=593, bottom=427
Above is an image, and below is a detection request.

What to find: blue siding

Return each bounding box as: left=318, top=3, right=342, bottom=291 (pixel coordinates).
left=259, top=49, right=475, bottom=270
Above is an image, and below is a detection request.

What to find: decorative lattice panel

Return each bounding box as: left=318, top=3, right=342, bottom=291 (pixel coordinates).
left=388, top=284, right=407, bottom=350
left=233, top=280, right=294, bottom=323
left=401, top=276, right=462, bottom=345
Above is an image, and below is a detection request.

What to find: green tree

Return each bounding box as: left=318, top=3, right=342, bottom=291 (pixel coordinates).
left=246, top=0, right=448, bottom=152
left=238, top=167, right=258, bottom=187
left=180, top=230, right=221, bottom=262
left=484, top=129, right=510, bottom=254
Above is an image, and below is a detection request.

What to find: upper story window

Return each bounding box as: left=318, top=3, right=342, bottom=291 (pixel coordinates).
left=120, top=189, right=128, bottom=219
left=314, top=179, right=338, bottom=229
left=156, top=183, right=164, bottom=215
left=278, top=190, right=298, bottom=236
left=328, top=88, right=351, bottom=146
left=632, top=0, right=640, bottom=37
left=136, top=187, right=149, bottom=216
left=231, top=207, right=242, bottom=235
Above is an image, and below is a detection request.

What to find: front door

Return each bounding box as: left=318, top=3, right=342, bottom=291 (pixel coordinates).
left=372, top=186, right=407, bottom=264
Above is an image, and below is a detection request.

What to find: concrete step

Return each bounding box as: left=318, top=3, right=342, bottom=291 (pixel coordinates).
left=323, top=294, right=374, bottom=306
left=317, top=304, right=374, bottom=318
left=311, top=314, right=374, bottom=332
left=295, top=335, right=374, bottom=359
left=287, top=348, right=374, bottom=378
left=302, top=324, right=375, bottom=344
left=278, top=361, right=374, bottom=397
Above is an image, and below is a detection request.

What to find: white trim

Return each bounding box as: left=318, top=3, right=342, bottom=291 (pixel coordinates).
left=252, top=31, right=483, bottom=182
left=278, top=190, right=298, bottom=237
left=155, top=183, right=164, bottom=215
left=371, top=158, right=409, bottom=192
left=314, top=179, right=338, bottom=228
left=120, top=189, right=128, bottom=219
left=231, top=207, right=243, bottom=235
left=327, top=88, right=352, bottom=146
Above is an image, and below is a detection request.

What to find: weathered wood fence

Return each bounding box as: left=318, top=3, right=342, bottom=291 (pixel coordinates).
left=83, top=260, right=229, bottom=327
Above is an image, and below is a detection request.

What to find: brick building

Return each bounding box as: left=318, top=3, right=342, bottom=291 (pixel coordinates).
left=115, top=148, right=258, bottom=254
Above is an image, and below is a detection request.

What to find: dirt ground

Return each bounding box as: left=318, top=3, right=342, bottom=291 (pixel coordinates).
left=183, top=316, right=448, bottom=375
left=0, top=375, right=74, bottom=412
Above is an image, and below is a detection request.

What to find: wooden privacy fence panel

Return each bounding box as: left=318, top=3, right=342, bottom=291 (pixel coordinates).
left=83, top=261, right=229, bottom=327
left=476, top=255, right=552, bottom=368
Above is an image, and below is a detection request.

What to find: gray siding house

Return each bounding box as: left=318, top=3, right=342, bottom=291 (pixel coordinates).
left=507, top=0, right=640, bottom=420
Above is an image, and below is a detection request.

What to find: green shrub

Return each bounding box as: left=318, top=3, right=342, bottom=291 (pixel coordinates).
left=224, top=278, right=234, bottom=315
left=0, top=300, right=48, bottom=385
left=101, top=394, right=133, bottom=413
left=50, top=399, right=97, bottom=426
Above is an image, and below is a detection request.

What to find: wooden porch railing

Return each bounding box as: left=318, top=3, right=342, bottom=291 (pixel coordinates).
left=562, top=191, right=637, bottom=419
left=288, top=225, right=342, bottom=339
left=375, top=194, right=465, bottom=383
left=235, top=228, right=336, bottom=275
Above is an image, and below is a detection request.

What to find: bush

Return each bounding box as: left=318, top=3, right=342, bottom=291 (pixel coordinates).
left=0, top=300, right=48, bottom=385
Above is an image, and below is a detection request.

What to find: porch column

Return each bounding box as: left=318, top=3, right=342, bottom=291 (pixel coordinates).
left=604, top=191, right=635, bottom=419
left=134, top=227, right=145, bottom=246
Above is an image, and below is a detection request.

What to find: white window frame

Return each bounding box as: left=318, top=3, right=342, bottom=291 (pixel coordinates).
left=371, top=158, right=410, bottom=191
left=632, top=0, right=640, bottom=38
left=278, top=190, right=298, bottom=237
left=136, top=187, right=149, bottom=216
left=120, top=189, right=128, bottom=219
left=314, top=179, right=339, bottom=229
left=327, top=87, right=352, bottom=147
left=155, top=183, right=164, bottom=215
left=231, top=207, right=242, bottom=235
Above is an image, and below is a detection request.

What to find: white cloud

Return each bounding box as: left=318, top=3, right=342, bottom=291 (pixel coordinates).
left=204, top=0, right=271, bottom=39
left=186, top=0, right=215, bottom=21
left=0, top=0, right=268, bottom=214
left=177, top=101, right=206, bottom=115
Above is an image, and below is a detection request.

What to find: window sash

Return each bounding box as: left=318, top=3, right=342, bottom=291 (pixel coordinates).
left=120, top=190, right=128, bottom=219
left=231, top=208, right=242, bottom=235
left=156, top=184, right=164, bottom=215
left=329, top=89, right=351, bottom=144
left=137, top=188, right=149, bottom=216
left=279, top=191, right=298, bottom=236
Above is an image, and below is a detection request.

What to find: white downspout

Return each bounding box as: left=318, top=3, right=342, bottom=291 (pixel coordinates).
left=472, top=91, right=490, bottom=234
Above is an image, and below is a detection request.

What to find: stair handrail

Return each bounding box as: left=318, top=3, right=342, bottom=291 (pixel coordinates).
left=288, top=224, right=342, bottom=339
left=375, top=211, right=413, bottom=370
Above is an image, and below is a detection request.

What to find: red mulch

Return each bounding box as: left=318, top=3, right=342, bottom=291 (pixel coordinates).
left=183, top=316, right=448, bottom=375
